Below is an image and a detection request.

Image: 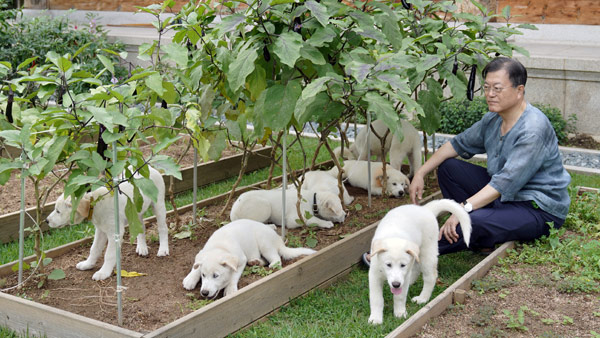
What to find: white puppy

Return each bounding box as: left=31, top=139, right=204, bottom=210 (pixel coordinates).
left=328, top=160, right=410, bottom=197
left=367, top=199, right=471, bottom=324
left=334, top=119, right=422, bottom=178
left=302, top=170, right=354, bottom=205
left=47, top=166, right=169, bottom=281
left=230, top=188, right=345, bottom=229
left=182, top=219, right=316, bottom=298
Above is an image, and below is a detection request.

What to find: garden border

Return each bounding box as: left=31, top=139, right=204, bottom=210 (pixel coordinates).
left=0, top=145, right=272, bottom=244
left=3, top=171, right=442, bottom=338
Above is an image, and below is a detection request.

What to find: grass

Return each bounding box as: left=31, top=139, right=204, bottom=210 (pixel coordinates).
left=232, top=251, right=482, bottom=338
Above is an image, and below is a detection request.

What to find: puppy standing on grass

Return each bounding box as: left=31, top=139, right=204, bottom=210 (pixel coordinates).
left=368, top=199, right=471, bottom=324
left=183, top=219, right=316, bottom=298
left=46, top=166, right=169, bottom=281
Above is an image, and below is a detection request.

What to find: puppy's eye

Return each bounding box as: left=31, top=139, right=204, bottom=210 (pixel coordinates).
left=386, top=263, right=392, bottom=268
left=392, top=183, right=397, bottom=186
left=400, top=264, right=406, bottom=268
left=56, top=210, right=60, bottom=214
left=201, top=273, right=206, bottom=278
left=213, top=273, right=219, bottom=278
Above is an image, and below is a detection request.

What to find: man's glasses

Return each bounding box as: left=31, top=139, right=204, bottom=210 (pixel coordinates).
left=483, top=85, right=507, bottom=95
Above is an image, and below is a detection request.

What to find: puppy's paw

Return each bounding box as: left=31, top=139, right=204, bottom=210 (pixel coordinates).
left=393, top=308, right=408, bottom=318
left=248, top=258, right=266, bottom=266
left=368, top=315, right=383, bottom=325
left=157, top=246, right=169, bottom=257
left=319, top=221, right=334, bottom=229
left=92, top=270, right=112, bottom=281
left=412, top=295, right=430, bottom=304
left=268, top=260, right=282, bottom=268
left=136, top=244, right=149, bottom=256
left=76, top=261, right=94, bottom=271
left=182, top=275, right=199, bottom=290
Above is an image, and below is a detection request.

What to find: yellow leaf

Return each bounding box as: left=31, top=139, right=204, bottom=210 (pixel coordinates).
left=120, top=270, right=147, bottom=278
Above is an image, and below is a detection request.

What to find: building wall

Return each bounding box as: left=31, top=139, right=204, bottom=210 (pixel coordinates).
left=497, top=0, right=600, bottom=25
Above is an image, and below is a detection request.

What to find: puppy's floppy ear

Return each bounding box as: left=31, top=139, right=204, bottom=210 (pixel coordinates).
left=221, top=255, right=238, bottom=271
left=406, top=242, right=420, bottom=263
left=375, top=175, right=384, bottom=188
left=370, top=239, right=386, bottom=257
left=76, top=195, right=91, bottom=218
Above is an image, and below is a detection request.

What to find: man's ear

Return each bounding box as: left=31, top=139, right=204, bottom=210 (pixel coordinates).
left=221, top=255, right=238, bottom=271
left=76, top=195, right=91, bottom=219
left=371, top=239, right=386, bottom=257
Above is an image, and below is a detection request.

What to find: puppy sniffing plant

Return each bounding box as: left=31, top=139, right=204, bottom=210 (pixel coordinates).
left=0, top=43, right=182, bottom=286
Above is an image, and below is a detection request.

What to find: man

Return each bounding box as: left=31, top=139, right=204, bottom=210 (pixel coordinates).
left=409, top=57, right=570, bottom=254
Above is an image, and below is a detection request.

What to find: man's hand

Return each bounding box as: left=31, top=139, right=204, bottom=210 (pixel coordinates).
left=409, top=174, right=424, bottom=205
left=439, top=214, right=460, bottom=243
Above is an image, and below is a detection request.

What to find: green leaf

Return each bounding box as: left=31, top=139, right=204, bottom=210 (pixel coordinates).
left=416, top=55, right=441, bottom=73
left=134, top=177, right=159, bottom=203
left=162, top=42, right=189, bottom=67
left=145, top=72, right=165, bottom=96
left=246, top=64, right=267, bottom=102
left=305, top=237, right=318, bottom=248
left=501, top=5, right=511, bottom=20
left=152, top=135, right=182, bottom=154
left=301, top=76, right=331, bottom=100
left=48, top=269, right=65, bottom=280
left=228, top=44, right=259, bottom=92
left=69, top=175, right=102, bottom=187
left=300, top=44, right=326, bottom=65
left=417, top=90, right=441, bottom=135
left=365, top=92, right=395, bottom=121
left=346, top=61, right=373, bottom=83
left=12, top=261, right=30, bottom=272
left=307, top=27, right=337, bottom=48
left=17, top=57, right=38, bottom=71
left=126, top=197, right=144, bottom=244
left=41, top=135, right=68, bottom=176
left=46, top=51, right=72, bottom=73
left=305, top=0, right=330, bottom=27
left=215, top=13, right=246, bottom=37
left=97, top=55, right=115, bottom=75
left=261, top=80, right=302, bottom=131
left=174, top=230, right=192, bottom=239
left=150, top=156, right=182, bottom=180
left=273, top=32, right=303, bottom=68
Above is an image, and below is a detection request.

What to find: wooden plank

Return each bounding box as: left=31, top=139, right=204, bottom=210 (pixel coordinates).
left=386, top=241, right=515, bottom=337
left=0, top=292, right=141, bottom=338
left=0, top=147, right=271, bottom=244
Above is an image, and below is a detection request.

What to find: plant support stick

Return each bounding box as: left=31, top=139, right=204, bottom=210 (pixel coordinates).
left=112, top=141, right=123, bottom=326
left=18, top=151, right=26, bottom=287
left=281, top=131, right=287, bottom=239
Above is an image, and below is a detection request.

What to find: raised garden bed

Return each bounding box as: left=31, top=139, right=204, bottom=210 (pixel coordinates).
left=0, top=143, right=271, bottom=244
left=1, top=165, right=442, bottom=337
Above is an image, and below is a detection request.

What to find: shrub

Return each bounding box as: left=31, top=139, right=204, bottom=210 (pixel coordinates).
left=438, top=96, right=488, bottom=135
left=0, top=13, right=126, bottom=93
left=438, top=96, right=574, bottom=144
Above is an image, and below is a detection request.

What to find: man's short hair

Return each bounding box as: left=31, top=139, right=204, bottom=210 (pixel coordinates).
left=482, top=57, right=527, bottom=88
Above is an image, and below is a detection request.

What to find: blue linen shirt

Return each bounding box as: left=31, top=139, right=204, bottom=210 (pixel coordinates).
left=450, top=103, right=570, bottom=219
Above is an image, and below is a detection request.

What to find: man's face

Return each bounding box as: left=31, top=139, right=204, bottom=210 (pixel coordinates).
left=483, top=69, right=524, bottom=115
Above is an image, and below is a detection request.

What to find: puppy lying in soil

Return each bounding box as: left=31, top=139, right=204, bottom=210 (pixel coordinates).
left=182, top=219, right=316, bottom=298
left=328, top=160, right=410, bottom=197
left=368, top=199, right=471, bottom=324
left=46, top=165, right=169, bottom=281
left=230, top=187, right=346, bottom=229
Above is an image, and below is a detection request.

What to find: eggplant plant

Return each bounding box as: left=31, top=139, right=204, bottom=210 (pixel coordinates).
left=146, top=0, right=534, bottom=222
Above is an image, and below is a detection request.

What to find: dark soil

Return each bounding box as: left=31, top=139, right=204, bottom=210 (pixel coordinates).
left=562, top=133, right=600, bottom=150
left=2, top=181, right=436, bottom=333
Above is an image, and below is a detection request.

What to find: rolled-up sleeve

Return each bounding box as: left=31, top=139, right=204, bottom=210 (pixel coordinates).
left=450, top=120, right=486, bottom=159
left=489, top=133, right=547, bottom=200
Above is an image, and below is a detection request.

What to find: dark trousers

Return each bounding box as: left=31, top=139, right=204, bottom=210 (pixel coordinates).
left=437, top=158, right=564, bottom=255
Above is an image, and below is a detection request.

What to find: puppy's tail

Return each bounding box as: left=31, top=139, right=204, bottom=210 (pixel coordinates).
left=278, top=246, right=316, bottom=261
left=424, top=199, right=472, bottom=247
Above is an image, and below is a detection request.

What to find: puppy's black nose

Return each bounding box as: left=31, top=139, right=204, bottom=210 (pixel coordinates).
left=392, top=282, right=401, bottom=288
left=201, top=290, right=209, bottom=297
